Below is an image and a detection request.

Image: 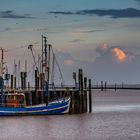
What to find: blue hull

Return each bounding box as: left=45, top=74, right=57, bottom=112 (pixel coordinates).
left=0, top=98, right=70, bottom=116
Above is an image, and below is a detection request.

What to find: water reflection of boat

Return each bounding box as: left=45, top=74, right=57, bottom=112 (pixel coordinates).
left=0, top=36, right=71, bottom=116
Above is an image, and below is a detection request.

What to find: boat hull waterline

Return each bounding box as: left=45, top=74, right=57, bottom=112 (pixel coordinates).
left=0, top=98, right=70, bottom=116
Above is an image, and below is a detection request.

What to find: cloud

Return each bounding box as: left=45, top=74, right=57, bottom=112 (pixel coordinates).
left=134, top=0, right=140, bottom=4
left=125, top=53, right=135, bottom=62
left=49, top=11, right=73, bottom=15
left=78, top=44, right=138, bottom=84
left=0, top=10, right=34, bottom=19
left=96, top=44, right=135, bottom=63
left=112, top=48, right=126, bottom=62
left=96, top=43, right=109, bottom=56
left=56, top=49, right=74, bottom=64
left=69, top=39, right=85, bottom=43
left=76, top=8, right=140, bottom=18
left=73, top=29, right=104, bottom=34
left=111, top=48, right=135, bottom=63
left=53, top=44, right=139, bottom=84
left=49, top=8, right=140, bottom=18
left=81, top=29, right=104, bottom=33
left=63, top=59, right=74, bottom=65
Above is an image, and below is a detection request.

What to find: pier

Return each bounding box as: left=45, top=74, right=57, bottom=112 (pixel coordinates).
left=4, top=68, right=93, bottom=114
left=0, top=41, right=93, bottom=114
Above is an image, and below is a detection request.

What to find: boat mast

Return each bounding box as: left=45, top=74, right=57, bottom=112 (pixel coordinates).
left=0, top=48, right=4, bottom=77
left=44, top=36, right=48, bottom=82
left=41, top=35, right=51, bottom=105
left=48, top=44, right=51, bottom=85
left=0, top=48, right=5, bottom=106
left=18, top=60, right=20, bottom=89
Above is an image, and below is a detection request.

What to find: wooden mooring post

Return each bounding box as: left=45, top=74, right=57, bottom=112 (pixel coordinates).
left=105, top=81, right=107, bottom=92
left=115, top=83, right=117, bottom=91
left=10, top=75, right=14, bottom=89
left=88, top=79, right=92, bottom=113
left=14, top=76, right=16, bottom=89
left=101, top=80, right=103, bottom=91
left=78, top=69, right=83, bottom=113
left=73, top=72, right=77, bottom=89
left=35, top=69, right=39, bottom=104
left=84, top=77, right=87, bottom=112
left=69, top=69, right=88, bottom=114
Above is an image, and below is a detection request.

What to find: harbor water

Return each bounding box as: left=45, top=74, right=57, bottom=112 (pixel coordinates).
left=0, top=90, right=140, bottom=140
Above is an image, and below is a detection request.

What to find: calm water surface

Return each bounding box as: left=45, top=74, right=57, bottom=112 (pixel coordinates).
left=0, top=90, right=140, bottom=140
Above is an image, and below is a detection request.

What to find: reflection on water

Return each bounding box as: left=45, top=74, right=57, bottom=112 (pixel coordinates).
left=0, top=90, right=140, bottom=140
left=93, top=104, right=140, bottom=112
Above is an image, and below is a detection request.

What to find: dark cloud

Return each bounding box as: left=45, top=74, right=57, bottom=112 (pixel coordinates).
left=80, top=29, right=105, bottom=33
left=49, top=11, right=73, bottom=15
left=0, top=10, right=34, bottom=19
left=134, top=0, right=140, bottom=4
left=49, top=8, right=140, bottom=18
left=76, top=8, right=140, bottom=18
left=69, top=39, right=85, bottom=43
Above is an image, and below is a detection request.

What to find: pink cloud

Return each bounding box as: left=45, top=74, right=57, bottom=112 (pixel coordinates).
left=112, top=47, right=126, bottom=62
left=63, top=59, right=74, bottom=65
left=111, top=47, right=135, bottom=63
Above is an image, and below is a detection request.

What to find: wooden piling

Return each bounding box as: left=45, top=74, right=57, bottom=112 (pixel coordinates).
left=78, top=69, right=84, bottom=113
left=78, top=69, right=83, bottom=94
left=10, top=75, right=14, bottom=89
left=69, top=90, right=79, bottom=114
left=84, top=77, right=87, bottom=112
left=69, top=69, right=91, bottom=114
left=35, top=70, right=38, bottom=90
left=105, top=81, right=107, bottom=92
left=122, top=82, right=124, bottom=89
left=24, top=72, right=27, bottom=89
left=73, top=72, right=77, bottom=89
left=96, top=82, right=98, bottom=88
left=14, top=77, right=16, bottom=89
left=20, top=72, right=23, bottom=89
left=89, top=79, right=92, bottom=113
left=20, top=72, right=26, bottom=90
left=115, top=83, right=117, bottom=91
left=27, top=82, right=30, bottom=90
left=29, top=92, right=32, bottom=106
left=35, top=69, right=39, bottom=104
left=101, top=80, right=103, bottom=91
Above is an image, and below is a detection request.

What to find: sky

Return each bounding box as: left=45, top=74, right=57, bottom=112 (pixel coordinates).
left=0, top=0, right=140, bottom=85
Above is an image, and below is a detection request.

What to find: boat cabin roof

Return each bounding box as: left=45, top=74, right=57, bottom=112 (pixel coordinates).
left=6, top=92, right=25, bottom=96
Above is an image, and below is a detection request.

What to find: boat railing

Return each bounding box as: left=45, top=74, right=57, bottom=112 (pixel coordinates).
left=0, top=103, right=26, bottom=108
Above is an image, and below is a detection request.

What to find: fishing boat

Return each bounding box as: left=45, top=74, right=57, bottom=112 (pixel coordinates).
left=0, top=36, right=71, bottom=116
left=0, top=92, right=70, bottom=116
left=0, top=95, right=70, bottom=116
